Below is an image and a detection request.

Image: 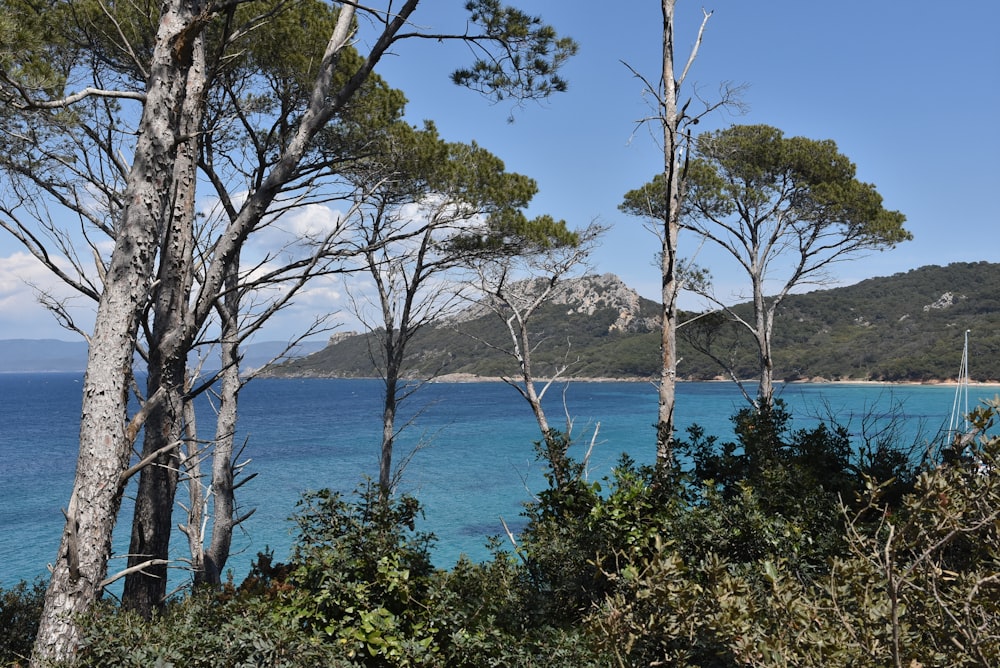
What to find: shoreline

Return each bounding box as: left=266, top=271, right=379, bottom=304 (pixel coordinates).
left=272, top=370, right=1000, bottom=389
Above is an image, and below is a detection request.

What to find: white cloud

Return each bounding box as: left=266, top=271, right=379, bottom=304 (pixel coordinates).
left=0, top=252, right=95, bottom=340
left=244, top=203, right=348, bottom=260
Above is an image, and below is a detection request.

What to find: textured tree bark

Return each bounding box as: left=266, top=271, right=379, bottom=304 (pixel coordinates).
left=121, top=355, right=184, bottom=616
left=30, top=2, right=204, bottom=663
left=654, top=0, right=682, bottom=477
left=121, top=18, right=205, bottom=617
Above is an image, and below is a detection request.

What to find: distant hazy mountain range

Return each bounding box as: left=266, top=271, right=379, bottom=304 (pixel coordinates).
left=5, top=262, right=998, bottom=381
left=0, top=339, right=327, bottom=373
left=0, top=339, right=91, bottom=373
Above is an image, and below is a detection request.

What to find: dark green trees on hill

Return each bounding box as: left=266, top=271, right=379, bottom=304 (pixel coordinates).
left=689, top=261, right=1000, bottom=382
left=267, top=262, right=1000, bottom=383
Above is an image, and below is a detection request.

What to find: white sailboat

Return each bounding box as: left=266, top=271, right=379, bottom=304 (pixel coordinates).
left=947, top=329, right=976, bottom=453
left=947, top=329, right=971, bottom=442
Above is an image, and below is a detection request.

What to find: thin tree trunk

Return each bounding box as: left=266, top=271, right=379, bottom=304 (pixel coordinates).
left=182, top=266, right=242, bottom=587
left=518, top=328, right=550, bottom=432
left=655, top=0, right=682, bottom=477
left=377, top=279, right=410, bottom=498
left=752, top=273, right=775, bottom=410
left=121, top=356, right=184, bottom=615
left=179, top=393, right=205, bottom=579
left=199, top=266, right=242, bottom=584
left=757, top=314, right=775, bottom=410
left=520, top=354, right=566, bottom=489
left=505, top=307, right=569, bottom=489
left=379, top=370, right=398, bottom=497
left=30, top=2, right=203, bottom=661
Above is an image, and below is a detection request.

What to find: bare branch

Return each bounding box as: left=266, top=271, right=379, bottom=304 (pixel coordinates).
left=99, top=559, right=171, bottom=588
left=6, top=84, right=146, bottom=110
left=676, top=9, right=713, bottom=90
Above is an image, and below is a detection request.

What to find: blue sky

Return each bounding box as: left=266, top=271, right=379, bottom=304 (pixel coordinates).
left=1, top=0, right=997, bottom=340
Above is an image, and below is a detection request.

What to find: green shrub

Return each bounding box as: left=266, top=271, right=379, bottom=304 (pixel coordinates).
left=276, top=481, right=439, bottom=666
left=77, top=589, right=350, bottom=668
left=0, top=578, right=45, bottom=667
left=66, top=399, right=985, bottom=668
left=588, top=399, right=1000, bottom=667
left=71, top=476, right=606, bottom=667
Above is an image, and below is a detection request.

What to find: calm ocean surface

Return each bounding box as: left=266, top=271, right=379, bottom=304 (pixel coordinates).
left=1, top=374, right=995, bottom=590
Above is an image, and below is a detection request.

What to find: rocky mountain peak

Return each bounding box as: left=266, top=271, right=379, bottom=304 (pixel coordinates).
left=549, top=273, right=651, bottom=333
left=451, top=273, right=656, bottom=333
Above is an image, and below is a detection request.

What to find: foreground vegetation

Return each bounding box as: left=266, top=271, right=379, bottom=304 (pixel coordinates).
left=3, top=399, right=999, bottom=667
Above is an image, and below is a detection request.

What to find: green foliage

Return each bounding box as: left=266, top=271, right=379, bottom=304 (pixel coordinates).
left=451, top=0, right=578, bottom=102
left=673, top=401, right=924, bottom=576
left=209, top=1, right=409, bottom=172
left=685, top=124, right=910, bottom=246
left=71, top=478, right=602, bottom=667
left=77, top=587, right=353, bottom=667
left=278, top=483, right=439, bottom=666
left=223, top=0, right=341, bottom=91
left=516, top=439, right=684, bottom=625
left=64, top=400, right=1000, bottom=666
left=342, top=117, right=577, bottom=261
left=0, top=0, right=78, bottom=94
left=516, top=458, right=607, bottom=620
left=587, top=399, right=1000, bottom=667
left=680, top=402, right=857, bottom=503
left=0, top=578, right=45, bottom=666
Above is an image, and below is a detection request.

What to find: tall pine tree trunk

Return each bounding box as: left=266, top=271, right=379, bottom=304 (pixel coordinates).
left=121, top=18, right=205, bottom=617
left=30, top=2, right=205, bottom=662
left=654, top=0, right=682, bottom=477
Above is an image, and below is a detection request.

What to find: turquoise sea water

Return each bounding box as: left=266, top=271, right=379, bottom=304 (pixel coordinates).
left=1, top=374, right=995, bottom=589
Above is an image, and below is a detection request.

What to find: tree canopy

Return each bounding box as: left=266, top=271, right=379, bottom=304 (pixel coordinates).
left=1, top=0, right=578, bottom=662
left=621, top=124, right=910, bottom=263
left=623, top=123, right=910, bottom=407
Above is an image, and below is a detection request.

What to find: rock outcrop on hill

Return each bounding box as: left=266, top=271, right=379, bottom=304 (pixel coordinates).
left=264, top=262, right=1000, bottom=382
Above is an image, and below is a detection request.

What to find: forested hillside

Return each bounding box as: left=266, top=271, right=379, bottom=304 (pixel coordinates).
left=721, top=261, right=1000, bottom=382
left=265, top=262, right=1000, bottom=382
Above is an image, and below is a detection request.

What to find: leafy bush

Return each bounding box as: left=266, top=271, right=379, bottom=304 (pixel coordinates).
left=673, top=401, right=921, bottom=573
left=70, top=476, right=603, bottom=667
left=588, top=399, right=1000, bottom=667
left=275, top=481, right=440, bottom=666
left=77, top=588, right=351, bottom=667
left=63, top=401, right=995, bottom=667
left=0, top=578, right=45, bottom=667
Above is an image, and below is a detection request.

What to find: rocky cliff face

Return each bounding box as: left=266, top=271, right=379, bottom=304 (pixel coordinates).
left=449, top=273, right=658, bottom=333
left=548, top=273, right=658, bottom=333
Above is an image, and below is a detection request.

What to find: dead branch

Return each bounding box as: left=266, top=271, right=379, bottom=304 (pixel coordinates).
left=99, top=558, right=171, bottom=588
left=119, top=440, right=182, bottom=488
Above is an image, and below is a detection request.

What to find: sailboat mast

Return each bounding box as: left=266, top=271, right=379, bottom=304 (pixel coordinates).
left=948, top=329, right=971, bottom=439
